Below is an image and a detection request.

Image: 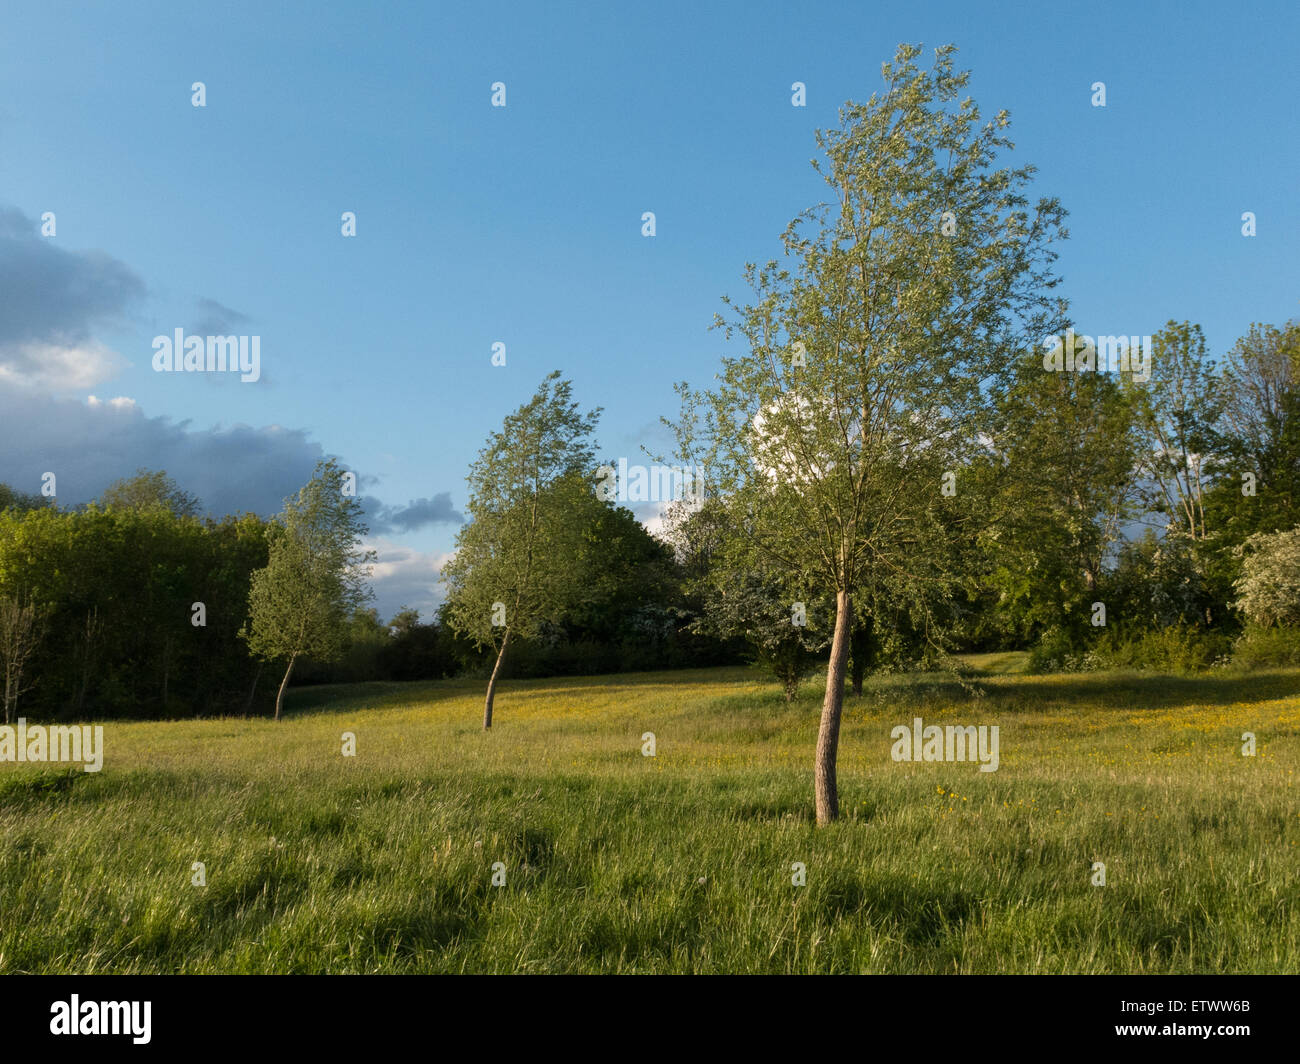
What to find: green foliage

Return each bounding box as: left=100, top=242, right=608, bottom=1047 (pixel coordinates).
left=0, top=482, right=51, bottom=514
left=0, top=502, right=271, bottom=719
left=99, top=469, right=201, bottom=519
left=443, top=373, right=601, bottom=653
left=973, top=345, right=1139, bottom=646
left=1232, top=525, right=1300, bottom=628
left=1027, top=624, right=1230, bottom=675
left=1131, top=321, right=1221, bottom=540
left=242, top=458, right=375, bottom=676
left=1232, top=624, right=1300, bottom=668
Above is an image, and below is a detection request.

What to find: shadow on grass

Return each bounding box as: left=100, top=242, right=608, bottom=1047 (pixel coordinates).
left=283, top=667, right=759, bottom=719
left=283, top=662, right=1300, bottom=722
left=860, top=668, right=1300, bottom=713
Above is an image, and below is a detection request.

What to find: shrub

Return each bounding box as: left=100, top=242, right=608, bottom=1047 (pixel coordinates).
left=1232, top=625, right=1300, bottom=668
left=1089, top=625, right=1231, bottom=673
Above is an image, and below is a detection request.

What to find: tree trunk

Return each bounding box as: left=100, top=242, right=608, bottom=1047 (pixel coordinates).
left=850, top=613, right=873, bottom=696
left=274, top=653, right=298, bottom=722
left=244, top=663, right=263, bottom=715
left=483, top=628, right=511, bottom=730
left=815, top=590, right=853, bottom=825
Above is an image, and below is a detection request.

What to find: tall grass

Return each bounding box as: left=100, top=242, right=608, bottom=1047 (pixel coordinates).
left=1, top=664, right=1297, bottom=973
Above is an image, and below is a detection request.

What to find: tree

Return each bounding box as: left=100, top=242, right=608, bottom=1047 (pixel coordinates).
left=1207, top=319, right=1300, bottom=538
left=242, top=458, right=374, bottom=720
left=442, top=372, right=601, bottom=729
left=0, top=593, right=46, bottom=724
left=669, top=498, right=830, bottom=699
left=672, top=43, right=1067, bottom=824
left=0, top=483, right=50, bottom=513
left=974, top=344, right=1140, bottom=645
left=100, top=469, right=202, bottom=519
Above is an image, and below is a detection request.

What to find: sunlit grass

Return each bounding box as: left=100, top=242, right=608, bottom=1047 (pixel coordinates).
left=1, top=664, right=1297, bottom=973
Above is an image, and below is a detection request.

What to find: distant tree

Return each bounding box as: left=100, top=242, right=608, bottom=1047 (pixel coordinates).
left=0, top=483, right=51, bottom=514
left=388, top=607, right=421, bottom=636
left=242, top=458, right=374, bottom=720
left=442, top=372, right=601, bottom=729
left=100, top=469, right=202, bottom=519
left=0, top=593, right=46, bottom=724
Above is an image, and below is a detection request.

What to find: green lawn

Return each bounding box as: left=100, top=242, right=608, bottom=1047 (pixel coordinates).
left=2, top=664, right=1298, bottom=973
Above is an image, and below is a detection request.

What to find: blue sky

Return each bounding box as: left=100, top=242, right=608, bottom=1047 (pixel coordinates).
left=2, top=0, right=1297, bottom=618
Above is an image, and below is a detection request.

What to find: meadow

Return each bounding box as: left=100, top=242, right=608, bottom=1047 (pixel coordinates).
left=1, top=658, right=1298, bottom=974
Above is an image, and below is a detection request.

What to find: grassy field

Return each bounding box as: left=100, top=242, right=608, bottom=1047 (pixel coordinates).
left=2, top=660, right=1298, bottom=973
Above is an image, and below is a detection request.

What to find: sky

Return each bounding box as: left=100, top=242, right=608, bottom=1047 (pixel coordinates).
left=2, top=0, right=1297, bottom=620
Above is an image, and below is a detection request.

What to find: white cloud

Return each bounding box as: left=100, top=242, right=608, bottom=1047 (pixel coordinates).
left=364, top=538, right=455, bottom=621
left=0, top=340, right=129, bottom=392
left=85, top=394, right=138, bottom=412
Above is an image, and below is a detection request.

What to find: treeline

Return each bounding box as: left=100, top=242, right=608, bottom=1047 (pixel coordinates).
left=2, top=315, right=1299, bottom=722
left=671, top=316, right=1300, bottom=691
left=0, top=469, right=741, bottom=722
left=0, top=491, right=270, bottom=720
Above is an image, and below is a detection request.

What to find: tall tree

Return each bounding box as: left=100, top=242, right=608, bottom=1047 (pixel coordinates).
left=443, top=372, right=600, bottom=729
left=974, top=343, right=1140, bottom=644
left=673, top=43, right=1067, bottom=823
left=242, top=458, right=374, bottom=720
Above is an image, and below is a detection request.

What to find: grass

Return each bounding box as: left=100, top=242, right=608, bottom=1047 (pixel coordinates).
left=1, top=662, right=1298, bottom=973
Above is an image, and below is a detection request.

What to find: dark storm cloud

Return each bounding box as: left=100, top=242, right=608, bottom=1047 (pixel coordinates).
left=0, top=388, right=323, bottom=518
left=0, top=206, right=145, bottom=353
left=362, top=493, right=464, bottom=534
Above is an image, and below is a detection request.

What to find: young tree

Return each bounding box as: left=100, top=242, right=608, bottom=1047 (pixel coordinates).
left=672, top=43, right=1067, bottom=824
left=0, top=593, right=46, bottom=724
left=242, top=458, right=374, bottom=720
left=443, top=372, right=600, bottom=729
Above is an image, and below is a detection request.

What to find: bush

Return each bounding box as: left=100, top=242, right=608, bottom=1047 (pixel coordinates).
left=1232, top=625, right=1300, bottom=668
left=1025, top=627, right=1092, bottom=674
left=1088, top=625, right=1231, bottom=673
left=1027, top=624, right=1231, bottom=675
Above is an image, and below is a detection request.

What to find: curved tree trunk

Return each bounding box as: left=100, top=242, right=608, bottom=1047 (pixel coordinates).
left=274, top=652, right=298, bottom=722
left=815, top=590, right=853, bottom=825
left=483, top=628, right=511, bottom=730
